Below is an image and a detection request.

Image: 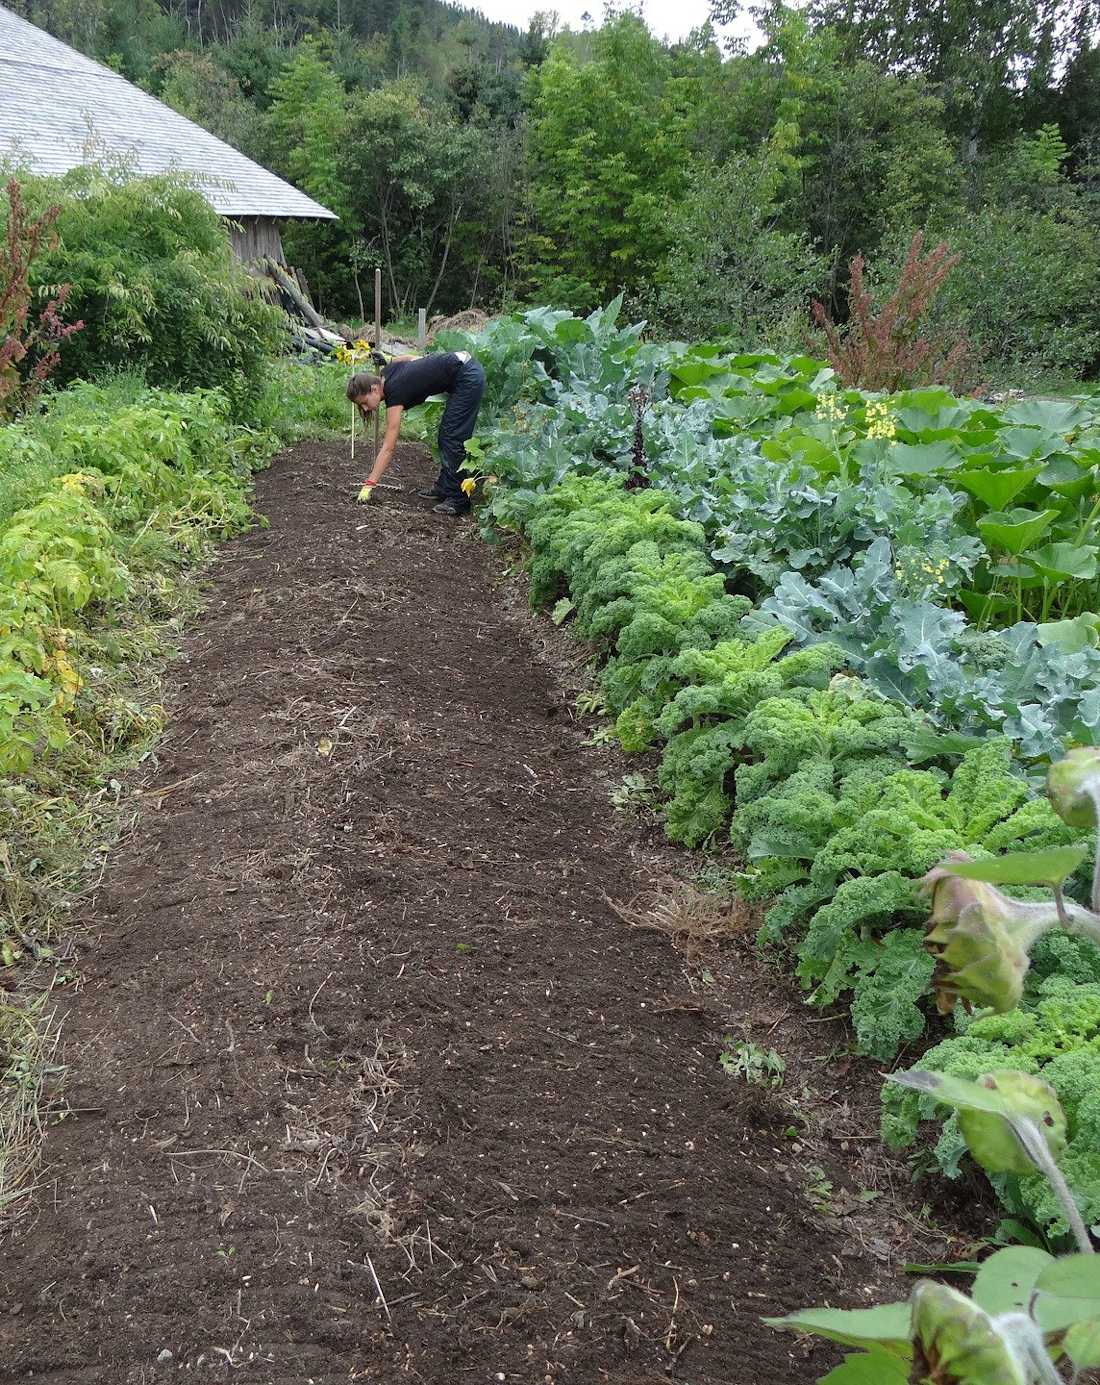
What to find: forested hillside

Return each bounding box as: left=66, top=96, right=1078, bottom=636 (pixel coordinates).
left=13, top=0, right=1100, bottom=383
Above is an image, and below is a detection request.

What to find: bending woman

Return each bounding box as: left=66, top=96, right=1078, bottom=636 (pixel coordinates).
left=346, top=350, right=486, bottom=517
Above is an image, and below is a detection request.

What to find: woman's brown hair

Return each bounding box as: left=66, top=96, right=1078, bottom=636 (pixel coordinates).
left=346, top=371, right=381, bottom=400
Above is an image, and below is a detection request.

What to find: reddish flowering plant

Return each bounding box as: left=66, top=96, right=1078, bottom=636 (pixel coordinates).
left=812, top=232, right=976, bottom=394
left=0, top=177, right=83, bottom=418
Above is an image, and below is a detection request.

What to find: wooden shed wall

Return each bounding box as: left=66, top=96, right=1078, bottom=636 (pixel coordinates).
left=227, top=217, right=286, bottom=263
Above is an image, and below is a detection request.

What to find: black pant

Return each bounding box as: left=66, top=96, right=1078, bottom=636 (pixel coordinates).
left=435, top=357, right=485, bottom=505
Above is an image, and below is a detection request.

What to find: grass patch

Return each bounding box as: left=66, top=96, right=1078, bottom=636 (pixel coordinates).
left=254, top=360, right=351, bottom=441
left=253, top=358, right=438, bottom=450
left=608, top=879, right=754, bottom=952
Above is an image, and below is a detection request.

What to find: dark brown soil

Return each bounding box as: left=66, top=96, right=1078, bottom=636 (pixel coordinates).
left=0, top=441, right=921, bottom=1384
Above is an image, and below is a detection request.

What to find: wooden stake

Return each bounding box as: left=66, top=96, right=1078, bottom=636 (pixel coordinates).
left=350, top=400, right=355, bottom=462
left=418, top=307, right=426, bottom=349
left=373, top=268, right=382, bottom=462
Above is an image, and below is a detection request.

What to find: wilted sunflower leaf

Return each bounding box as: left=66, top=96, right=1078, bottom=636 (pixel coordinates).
left=942, top=844, right=1087, bottom=889
left=762, top=1302, right=912, bottom=1356
left=919, top=859, right=1041, bottom=1014
left=1047, top=747, right=1100, bottom=830
left=1032, top=1256, right=1100, bottom=1334
left=910, top=1281, right=1027, bottom=1385
left=1064, top=1317, right=1100, bottom=1371
left=886, top=1069, right=1066, bottom=1176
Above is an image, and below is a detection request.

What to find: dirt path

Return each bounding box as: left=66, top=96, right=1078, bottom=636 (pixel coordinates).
left=0, top=442, right=889, bottom=1385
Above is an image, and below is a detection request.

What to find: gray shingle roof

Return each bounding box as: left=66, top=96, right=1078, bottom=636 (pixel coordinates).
left=0, top=5, right=336, bottom=221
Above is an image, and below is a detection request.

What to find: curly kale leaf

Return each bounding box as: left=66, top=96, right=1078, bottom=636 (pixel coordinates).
left=614, top=700, right=657, bottom=753
left=757, top=881, right=832, bottom=945
left=653, top=643, right=853, bottom=846
left=653, top=632, right=845, bottom=739
left=880, top=984, right=1100, bottom=1240
left=879, top=1032, right=1040, bottom=1152
left=849, top=930, right=937, bottom=1060
left=658, top=722, right=745, bottom=846
left=734, top=687, right=915, bottom=807
left=1023, top=1145, right=1100, bottom=1243
left=1027, top=931, right=1100, bottom=993
left=525, top=478, right=707, bottom=608
left=732, top=758, right=837, bottom=860
left=796, top=871, right=924, bottom=998
left=656, top=669, right=786, bottom=741
left=1030, top=984, right=1100, bottom=1056
left=810, top=739, right=1082, bottom=888
left=580, top=545, right=720, bottom=639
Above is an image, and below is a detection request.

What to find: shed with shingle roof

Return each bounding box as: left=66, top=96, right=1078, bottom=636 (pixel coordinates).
left=0, top=3, right=336, bottom=260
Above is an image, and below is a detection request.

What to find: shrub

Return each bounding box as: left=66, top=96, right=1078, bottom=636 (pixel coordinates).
left=640, top=153, right=827, bottom=348
left=0, top=381, right=271, bottom=773
left=8, top=169, right=284, bottom=414
left=929, top=204, right=1100, bottom=384
left=877, top=130, right=1100, bottom=385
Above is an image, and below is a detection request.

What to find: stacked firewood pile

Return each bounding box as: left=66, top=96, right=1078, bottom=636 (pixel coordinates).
left=251, top=258, right=415, bottom=359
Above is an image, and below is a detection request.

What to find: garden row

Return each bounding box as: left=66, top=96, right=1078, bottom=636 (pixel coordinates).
left=443, top=303, right=1100, bottom=1249
left=0, top=380, right=276, bottom=982
left=454, top=303, right=1100, bottom=761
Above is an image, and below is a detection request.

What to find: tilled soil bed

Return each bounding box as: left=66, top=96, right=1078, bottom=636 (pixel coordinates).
left=0, top=441, right=910, bottom=1384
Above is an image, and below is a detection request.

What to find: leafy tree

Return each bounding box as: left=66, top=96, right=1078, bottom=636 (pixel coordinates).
left=697, top=10, right=961, bottom=303
left=640, top=147, right=826, bottom=345
left=447, top=53, right=524, bottom=125
left=448, top=122, right=528, bottom=308
left=154, top=50, right=260, bottom=155
left=218, top=21, right=290, bottom=109
left=801, top=0, right=1099, bottom=151
left=261, top=38, right=357, bottom=309
left=344, top=79, right=488, bottom=314
left=1057, top=39, right=1100, bottom=159
left=524, top=14, right=691, bottom=307
left=881, top=125, right=1100, bottom=382
left=519, top=11, right=555, bottom=67
left=263, top=37, right=353, bottom=222
left=929, top=211, right=1100, bottom=383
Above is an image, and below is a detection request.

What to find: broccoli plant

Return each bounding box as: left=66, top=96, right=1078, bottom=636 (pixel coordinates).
left=770, top=1069, right=1100, bottom=1384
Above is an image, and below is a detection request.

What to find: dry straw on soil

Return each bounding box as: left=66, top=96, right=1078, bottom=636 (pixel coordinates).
left=0, top=996, right=61, bottom=1227
left=608, top=880, right=755, bottom=954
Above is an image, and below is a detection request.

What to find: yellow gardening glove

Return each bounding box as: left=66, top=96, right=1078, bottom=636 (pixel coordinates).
left=357, top=483, right=375, bottom=503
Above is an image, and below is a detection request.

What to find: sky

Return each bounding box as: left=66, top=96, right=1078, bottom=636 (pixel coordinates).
left=468, top=0, right=761, bottom=47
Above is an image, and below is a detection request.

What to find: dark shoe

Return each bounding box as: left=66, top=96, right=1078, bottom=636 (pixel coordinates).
left=418, top=487, right=444, bottom=499
left=432, top=498, right=470, bottom=517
